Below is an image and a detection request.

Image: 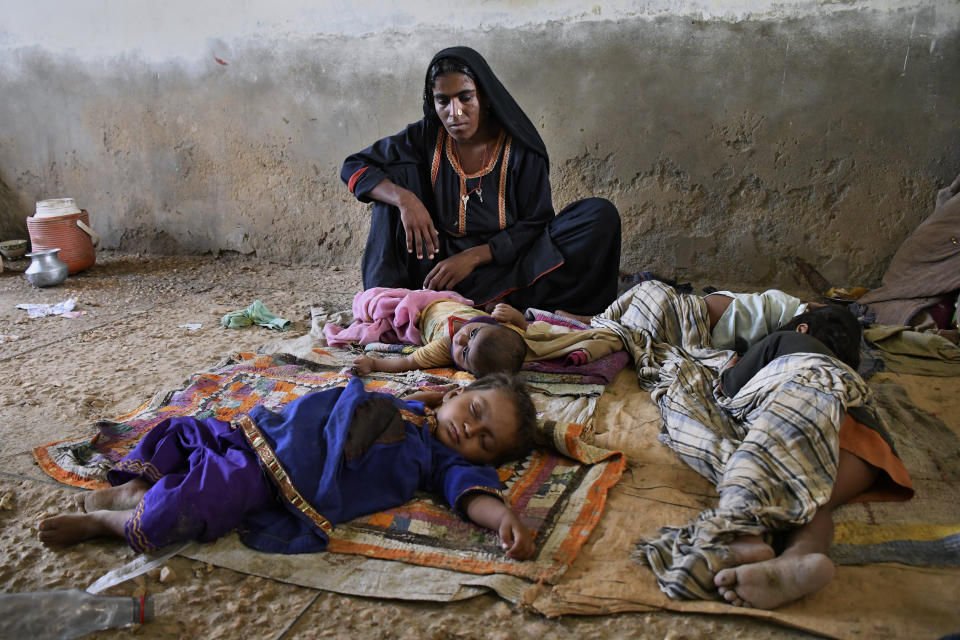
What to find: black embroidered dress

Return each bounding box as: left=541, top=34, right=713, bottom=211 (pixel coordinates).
left=341, top=47, right=621, bottom=315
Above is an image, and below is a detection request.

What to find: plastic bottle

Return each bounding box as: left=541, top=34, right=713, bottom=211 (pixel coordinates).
left=0, top=589, right=154, bottom=639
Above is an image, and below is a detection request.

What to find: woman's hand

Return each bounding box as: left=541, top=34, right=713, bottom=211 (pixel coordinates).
left=491, top=303, right=527, bottom=330
left=423, top=244, right=492, bottom=291
left=423, top=253, right=476, bottom=291
left=398, top=192, right=440, bottom=260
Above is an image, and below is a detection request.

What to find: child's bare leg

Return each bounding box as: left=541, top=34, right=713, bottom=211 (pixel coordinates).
left=714, top=451, right=878, bottom=609
left=74, top=478, right=151, bottom=513
left=726, top=534, right=776, bottom=565
left=38, top=509, right=131, bottom=547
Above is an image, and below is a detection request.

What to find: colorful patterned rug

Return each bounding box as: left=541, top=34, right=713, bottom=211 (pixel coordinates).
left=34, top=351, right=623, bottom=583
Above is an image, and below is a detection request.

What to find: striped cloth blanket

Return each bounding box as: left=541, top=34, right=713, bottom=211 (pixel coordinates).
left=594, top=280, right=879, bottom=600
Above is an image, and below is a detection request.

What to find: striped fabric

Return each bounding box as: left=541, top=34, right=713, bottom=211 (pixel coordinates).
left=594, top=281, right=879, bottom=600
left=592, top=280, right=731, bottom=385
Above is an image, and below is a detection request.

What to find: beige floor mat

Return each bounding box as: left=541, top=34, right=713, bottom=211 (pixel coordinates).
left=519, top=367, right=960, bottom=639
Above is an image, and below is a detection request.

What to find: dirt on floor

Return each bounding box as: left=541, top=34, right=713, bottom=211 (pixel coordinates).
left=1, top=251, right=825, bottom=639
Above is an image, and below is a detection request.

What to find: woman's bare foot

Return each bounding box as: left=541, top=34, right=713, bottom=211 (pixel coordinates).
left=37, top=510, right=130, bottom=547
left=714, top=553, right=836, bottom=609
left=76, top=479, right=150, bottom=513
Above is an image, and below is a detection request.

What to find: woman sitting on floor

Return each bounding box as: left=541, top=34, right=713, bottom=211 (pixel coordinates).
left=342, top=46, right=621, bottom=316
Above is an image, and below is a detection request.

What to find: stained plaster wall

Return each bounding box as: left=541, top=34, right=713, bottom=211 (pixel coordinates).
left=1, top=1, right=958, bottom=289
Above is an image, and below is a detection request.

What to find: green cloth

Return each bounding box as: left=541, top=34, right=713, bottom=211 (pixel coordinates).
left=864, top=325, right=960, bottom=376
left=221, top=300, right=290, bottom=331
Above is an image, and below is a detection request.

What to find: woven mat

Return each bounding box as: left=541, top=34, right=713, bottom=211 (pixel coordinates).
left=521, top=368, right=960, bottom=639
left=829, top=380, right=960, bottom=566
left=33, top=348, right=623, bottom=591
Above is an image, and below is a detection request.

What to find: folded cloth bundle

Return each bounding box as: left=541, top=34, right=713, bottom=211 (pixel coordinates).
left=222, top=300, right=290, bottom=331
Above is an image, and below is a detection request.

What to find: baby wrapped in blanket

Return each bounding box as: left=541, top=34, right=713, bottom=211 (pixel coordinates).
left=325, top=287, right=623, bottom=377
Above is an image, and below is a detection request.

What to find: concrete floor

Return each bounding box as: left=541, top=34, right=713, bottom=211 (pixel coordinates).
left=2, top=250, right=935, bottom=639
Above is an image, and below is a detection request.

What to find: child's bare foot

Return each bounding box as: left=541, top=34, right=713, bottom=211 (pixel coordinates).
left=76, top=479, right=150, bottom=513
left=38, top=512, right=123, bottom=547
left=714, top=553, right=835, bottom=609
left=726, top=535, right=775, bottom=565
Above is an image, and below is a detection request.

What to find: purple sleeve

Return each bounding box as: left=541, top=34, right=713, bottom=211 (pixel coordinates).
left=341, top=121, right=429, bottom=203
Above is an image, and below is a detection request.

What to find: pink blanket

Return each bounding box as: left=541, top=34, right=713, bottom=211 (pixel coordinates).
left=323, top=288, right=474, bottom=346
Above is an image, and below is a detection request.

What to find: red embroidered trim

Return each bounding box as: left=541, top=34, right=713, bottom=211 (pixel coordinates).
left=444, top=131, right=506, bottom=237
left=477, top=259, right=565, bottom=308
left=347, top=166, right=369, bottom=195
left=498, top=137, right=512, bottom=229
left=457, top=179, right=467, bottom=236
left=431, top=130, right=444, bottom=188
left=446, top=130, right=504, bottom=179
left=446, top=314, right=474, bottom=339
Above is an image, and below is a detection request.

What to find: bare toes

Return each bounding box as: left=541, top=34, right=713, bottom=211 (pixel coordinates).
left=37, top=520, right=62, bottom=545
left=714, top=568, right=736, bottom=587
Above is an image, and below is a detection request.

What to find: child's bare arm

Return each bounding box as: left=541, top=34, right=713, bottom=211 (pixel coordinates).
left=352, top=354, right=419, bottom=375
left=461, top=493, right=534, bottom=560
left=491, top=303, right=527, bottom=330
left=404, top=389, right=446, bottom=407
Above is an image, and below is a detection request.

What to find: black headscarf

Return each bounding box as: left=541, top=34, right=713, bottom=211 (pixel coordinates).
left=422, top=46, right=549, bottom=168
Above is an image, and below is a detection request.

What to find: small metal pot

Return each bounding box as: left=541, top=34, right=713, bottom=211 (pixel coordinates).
left=25, top=248, right=69, bottom=287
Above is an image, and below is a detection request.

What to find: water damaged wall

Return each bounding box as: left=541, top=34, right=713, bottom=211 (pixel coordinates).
left=1, top=1, right=957, bottom=289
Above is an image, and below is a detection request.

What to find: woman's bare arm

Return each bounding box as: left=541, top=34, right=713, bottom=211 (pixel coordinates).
left=368, top=178, right=439, bottom=259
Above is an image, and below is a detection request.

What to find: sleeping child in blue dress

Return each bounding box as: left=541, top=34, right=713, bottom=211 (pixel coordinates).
left=38, top=373, right=538, bottom=560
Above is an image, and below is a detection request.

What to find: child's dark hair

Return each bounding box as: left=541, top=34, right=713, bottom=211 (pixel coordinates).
left=466, top=372, right=537, bottom=462
left=469, top=326, right=526, bottom=376
left=779, top=305, right=862, bottom=370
